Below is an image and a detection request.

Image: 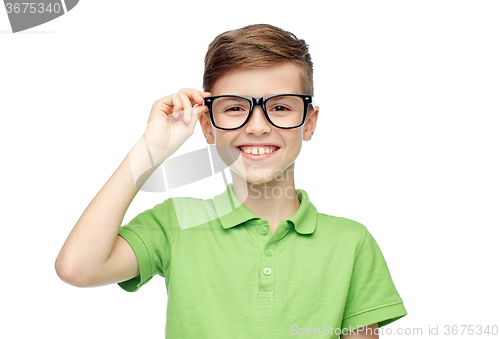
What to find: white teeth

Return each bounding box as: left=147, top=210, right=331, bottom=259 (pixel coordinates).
left=240, top=146, right=277, bottom=154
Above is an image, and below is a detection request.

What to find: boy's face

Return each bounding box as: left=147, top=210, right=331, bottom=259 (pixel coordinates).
left=200, top=61, right=319, bottom=184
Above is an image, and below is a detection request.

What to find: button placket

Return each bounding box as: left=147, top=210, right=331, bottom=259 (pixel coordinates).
left=257, top=221, right=274, bottom=281
left=255, top=220, right=277, bottom=309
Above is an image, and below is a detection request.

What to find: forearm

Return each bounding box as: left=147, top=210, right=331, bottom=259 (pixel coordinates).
left=340, top=323, right=379, bottom=338
left=55, top=136, right=158, bottom=285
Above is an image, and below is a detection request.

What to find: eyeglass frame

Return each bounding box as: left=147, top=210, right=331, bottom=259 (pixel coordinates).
left=203, top=93, right=315, bottom=130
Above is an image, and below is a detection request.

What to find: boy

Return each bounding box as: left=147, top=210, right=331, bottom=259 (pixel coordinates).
left=56, top=24, right=407, bottom=338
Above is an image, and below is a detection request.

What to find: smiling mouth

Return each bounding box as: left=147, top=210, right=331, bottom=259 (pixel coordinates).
left=236, top=146, right=281, bottom=155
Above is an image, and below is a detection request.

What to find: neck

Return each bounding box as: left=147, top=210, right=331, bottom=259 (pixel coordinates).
left=230, top=163, right=300, bottom=231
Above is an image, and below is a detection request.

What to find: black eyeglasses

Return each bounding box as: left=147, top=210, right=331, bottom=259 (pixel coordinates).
left=203, top=94, right=315, bottom=130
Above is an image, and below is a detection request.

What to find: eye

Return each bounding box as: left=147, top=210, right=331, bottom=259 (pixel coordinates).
left=271, top=106, right=290, bottom=112
left=225, top=106, right=247, bottom=112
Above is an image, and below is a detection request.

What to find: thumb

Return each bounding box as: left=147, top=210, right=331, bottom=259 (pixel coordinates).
left=195, top=104, right=208, bottom=120
left=187, top=104, right=208, bottom=127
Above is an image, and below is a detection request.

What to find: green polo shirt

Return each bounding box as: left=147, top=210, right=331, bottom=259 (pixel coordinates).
left=117, top=183, right=407, bottom=338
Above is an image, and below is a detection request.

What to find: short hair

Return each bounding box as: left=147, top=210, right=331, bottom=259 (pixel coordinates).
left=203, top=24, right=314, bottom=96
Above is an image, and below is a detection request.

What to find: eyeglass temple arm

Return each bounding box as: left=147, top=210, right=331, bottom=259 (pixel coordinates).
left=308, top=96, right=316, bottom=110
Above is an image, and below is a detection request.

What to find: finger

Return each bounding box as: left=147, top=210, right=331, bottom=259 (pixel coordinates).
left=200, top=92, right=212, bottom=105
left=156, top=93, right=177, bottom=108
left=152, top=94, right=173, bottom=116
left=178, top=92, right=194, bottom=109
left=156, top=94, right=178, bottom=113
left=171, top=94, right=183, bottom=117
left=188, top=104, right=209, bottom=126
left=178, top=88, right=212, bottom=106
left=201, top=91, right=212, bottom=99
left=178, top=93, right=194, bottom=124
left=178, top=88, right=201, bottom=104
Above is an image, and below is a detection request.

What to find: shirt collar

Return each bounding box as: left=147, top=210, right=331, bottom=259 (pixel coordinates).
left=213, top=183, right=317, bottom=234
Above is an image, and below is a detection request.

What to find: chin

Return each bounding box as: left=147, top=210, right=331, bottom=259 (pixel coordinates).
left=235, top=166, right=286, bottom=185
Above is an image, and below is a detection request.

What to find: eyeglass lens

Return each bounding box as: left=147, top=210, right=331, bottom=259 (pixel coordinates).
left=211, top=95, right=305, bottom=129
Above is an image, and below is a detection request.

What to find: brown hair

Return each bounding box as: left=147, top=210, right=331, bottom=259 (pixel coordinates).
left=203, top=24, right=314, bottom=96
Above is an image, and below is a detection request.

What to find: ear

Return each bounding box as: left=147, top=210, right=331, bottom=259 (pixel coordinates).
left=303, top=105, right=319, bottom=141
left=199, top=111, right=215, bottom=144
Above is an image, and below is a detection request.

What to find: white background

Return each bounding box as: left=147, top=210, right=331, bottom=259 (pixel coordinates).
left=1, top=1, right=499, bottom=338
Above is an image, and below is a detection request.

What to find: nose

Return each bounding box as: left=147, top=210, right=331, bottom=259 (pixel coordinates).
left=244, top=105, right=271, bottom=136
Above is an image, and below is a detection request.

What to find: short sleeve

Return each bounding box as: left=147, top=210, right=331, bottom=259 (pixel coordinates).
left=341, top=227, right=407, bottom=332
left=116, top=198, right=178, bottom=292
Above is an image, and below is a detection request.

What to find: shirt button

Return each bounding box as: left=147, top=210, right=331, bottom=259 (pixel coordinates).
left=264, top=248, right=273, bottom=256
left=263, top=267, right=272, bottom=275
left=258, top=226, right=268, bottom=235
